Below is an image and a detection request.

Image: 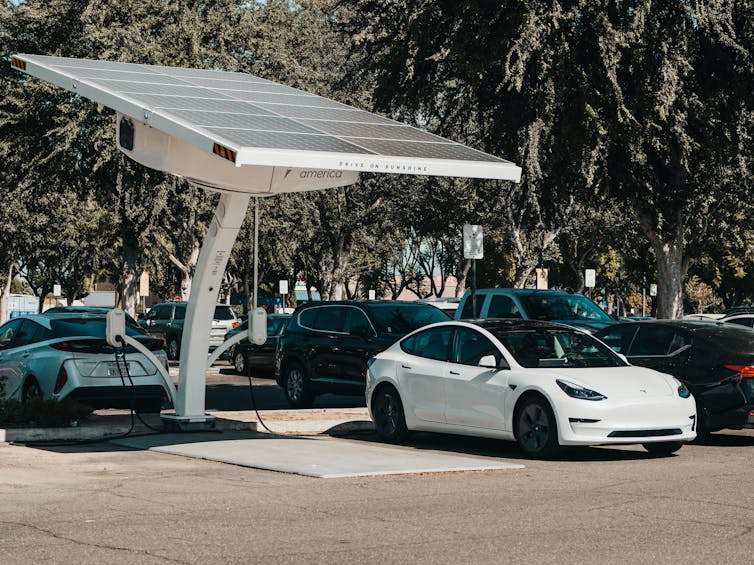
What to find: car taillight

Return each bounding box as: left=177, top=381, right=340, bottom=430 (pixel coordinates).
left=54, top=366, right=68, bottom=393
left=723, top=365, right=754, bottom=378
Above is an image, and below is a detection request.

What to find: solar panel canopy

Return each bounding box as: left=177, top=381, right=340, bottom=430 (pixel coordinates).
left=12, top=54, right=522, bottom=194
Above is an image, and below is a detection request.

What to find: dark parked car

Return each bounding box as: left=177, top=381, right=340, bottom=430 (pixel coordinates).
left=456, top=288, right=615, bottom=333
left=225, top=314, right=290, bottom=376
left=275, top=301, right=451, bottom=408
left=139, top=302, right=239, bottom=359
left=595, top=320, right=754, bottom=437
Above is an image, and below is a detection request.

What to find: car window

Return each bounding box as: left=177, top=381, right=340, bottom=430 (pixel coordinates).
left=726, top=317, right=754, bottom=328
left=314, top=306, right=347, bottom=332
left=14, top=320, right=39, bottom=347
left=490, top=327, right=624, bottom=368
left=628, top=326, right=676, bottom=356
left=156, top=306, right=172, bottom=321
left=400, top=327, right=452, bottom=361
left=364, top=304, right=450, bottom=334
left=31, top=323, right=54, bottom=343
left=0, top=319, right=23, bottom=349
left=487, top=295, right=521, bottom=319
left=50, top=317, right=146, bottom=338
left=344, top=308, right=373, bottom=335
left=174, top=305, right=186, bottom=320
left=459, top=295, right=484, bottom=319
left=453, top=327, right=505, bottom=367
left=213, top=305, right=235, bottom=321
left=518, top=293, right=612, bottom=321
left=597, top=326, right=638, bottom=354
left=145, top=307, right=159, bottom=320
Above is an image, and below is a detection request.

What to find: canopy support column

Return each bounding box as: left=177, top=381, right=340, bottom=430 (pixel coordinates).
left=162, top=191, right=251, bottom=429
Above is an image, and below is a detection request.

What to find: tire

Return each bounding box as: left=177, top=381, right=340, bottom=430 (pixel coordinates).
left=643, top=441, right=684, bottom=456
left=514, top=395, right=561, bottom=459
left=233, top=350, right=247, bottom=375
left=693, top=404, right=712, bottom=443
left=372, top=386, right=409, bottom=443
left=282, top=363, right=314, bottom=408
left=167, top=337, right=180, bottom=361
left=22, top=377, right=42, bottom=404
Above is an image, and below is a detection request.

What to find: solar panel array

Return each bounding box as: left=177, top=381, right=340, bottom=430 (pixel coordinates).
left=13, top=54, right=520, bottom=177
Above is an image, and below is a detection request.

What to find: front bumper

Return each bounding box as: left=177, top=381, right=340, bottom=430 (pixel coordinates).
left=555, top=395, right=697, bottom=445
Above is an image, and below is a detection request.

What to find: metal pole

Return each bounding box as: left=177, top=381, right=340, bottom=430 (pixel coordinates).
left=253, top=197, right=259, bottom=310
left=642, top=274, right=647, bottom=317
left=471, top=259, right=477, bottom=317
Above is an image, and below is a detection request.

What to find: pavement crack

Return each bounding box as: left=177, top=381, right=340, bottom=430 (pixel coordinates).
left=0, top=520, right=190, bottom=564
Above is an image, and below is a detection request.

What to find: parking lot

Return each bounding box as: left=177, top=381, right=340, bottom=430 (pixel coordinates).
left=1, top=365, right=753, bottom=564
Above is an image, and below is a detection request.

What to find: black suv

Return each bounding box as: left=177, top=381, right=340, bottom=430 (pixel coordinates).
left=275, top=301, right=450, bottom=407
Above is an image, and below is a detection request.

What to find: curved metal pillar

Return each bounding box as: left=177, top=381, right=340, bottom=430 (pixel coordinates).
left=164, top=192, right=251, bottom=424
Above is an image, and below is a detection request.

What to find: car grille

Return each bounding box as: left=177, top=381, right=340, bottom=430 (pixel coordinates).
left=607, top=429, right=682, bottom=438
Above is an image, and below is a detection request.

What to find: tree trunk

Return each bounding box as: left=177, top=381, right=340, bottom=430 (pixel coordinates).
left=119, top=240, right=139, bottom=317
left=513, top=264, right=536, bottom=288
left=0, top=262, right=13, bottom=324
left=639, top=210, right=687, bottom=320
left=455, top=259, right=471, bottom=297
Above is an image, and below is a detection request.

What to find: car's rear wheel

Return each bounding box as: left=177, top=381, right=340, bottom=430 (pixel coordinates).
left=233, top=350, right=247, bottom=375
left=167, top=337, right=180, bottom=360
left=372, top=386, right=409, bottom=443
left=515, top=396, right=561, bottom=459
left=22, top=377, right=42, bottom=404
left=283, top=363, right=314, bottom=408
left=643, top=441, right=683, bottom=456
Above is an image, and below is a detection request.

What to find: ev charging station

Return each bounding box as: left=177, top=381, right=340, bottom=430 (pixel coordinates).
left=12, top=54, right=521, bottom=430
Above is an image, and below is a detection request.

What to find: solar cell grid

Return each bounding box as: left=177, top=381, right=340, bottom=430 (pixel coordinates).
left=12, top=54, right=522, bottom=182
left=253, top=104, right=396, bottom=125
left=205, top=127, right=372, bottom=153
left=163, top=109, right=318, bottom=131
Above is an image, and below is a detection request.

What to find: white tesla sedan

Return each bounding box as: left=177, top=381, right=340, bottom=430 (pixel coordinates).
left=366, top=320, right=697, bottom=458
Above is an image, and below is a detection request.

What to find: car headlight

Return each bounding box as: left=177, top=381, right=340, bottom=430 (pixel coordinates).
left=556, top=379, right=607, bottom=401
left=675, top=379, right=691, bottom=399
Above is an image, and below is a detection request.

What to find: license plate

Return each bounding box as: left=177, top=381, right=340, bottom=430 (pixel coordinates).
left=105, top=361, right=131, bottom=376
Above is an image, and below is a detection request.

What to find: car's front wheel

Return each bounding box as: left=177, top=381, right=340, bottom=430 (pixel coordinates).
left=233, top=350, right=247, bottom=375
left=283, top=363, right=314, bottom=408
left=167, top=337, right=180, bottom=360
left=643, top=442, right=683, bottom=456
left=515, top=395, right=561, bottom=459
left=372, top=386, right=409, bottom=443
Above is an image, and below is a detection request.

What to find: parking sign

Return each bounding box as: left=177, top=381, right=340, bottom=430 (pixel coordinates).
left=463, top=225, right=484, bottom=259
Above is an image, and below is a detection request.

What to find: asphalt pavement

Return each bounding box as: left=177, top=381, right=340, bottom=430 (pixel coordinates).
left=1, top=363, right=754, bottom=563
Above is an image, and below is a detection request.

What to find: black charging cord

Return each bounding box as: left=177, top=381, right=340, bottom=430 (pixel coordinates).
left=113, top=339, right=165, bottom=434
left=246, top=369, right=275, bottom=434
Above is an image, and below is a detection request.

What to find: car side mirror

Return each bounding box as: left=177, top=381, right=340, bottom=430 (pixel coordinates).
left=478, top=355, right=498, bottom=369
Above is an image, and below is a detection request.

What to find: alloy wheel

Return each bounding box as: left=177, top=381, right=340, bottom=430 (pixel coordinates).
left=518, top=403, right=551, bottom=452
left=286, top=367, right=304, bottom=402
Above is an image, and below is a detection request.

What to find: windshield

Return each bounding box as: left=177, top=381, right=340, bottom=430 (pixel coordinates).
left=213, top=306, right=235, bottom=320
left=365, top=304, right=451, bottom=335
left=518, top=294, right=611, bottom=322
left=51, top=316, right=147, bottom=338
left=489, top=327, right=624, bottom=368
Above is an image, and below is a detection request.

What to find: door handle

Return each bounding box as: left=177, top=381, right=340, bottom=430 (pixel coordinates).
left=449, top=370, right=460, bottom=376
left=401, top=364, right=412, bottom=370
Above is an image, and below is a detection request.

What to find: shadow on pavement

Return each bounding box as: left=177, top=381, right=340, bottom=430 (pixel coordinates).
left=331, top=430, right=693, bottom=463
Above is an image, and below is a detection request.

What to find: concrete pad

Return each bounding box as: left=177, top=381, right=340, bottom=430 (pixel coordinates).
left=112, top=432, right=524, bottom=478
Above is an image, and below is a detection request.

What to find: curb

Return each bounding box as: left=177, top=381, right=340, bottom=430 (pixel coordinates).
left=1, top=411, right=374, bottom=442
